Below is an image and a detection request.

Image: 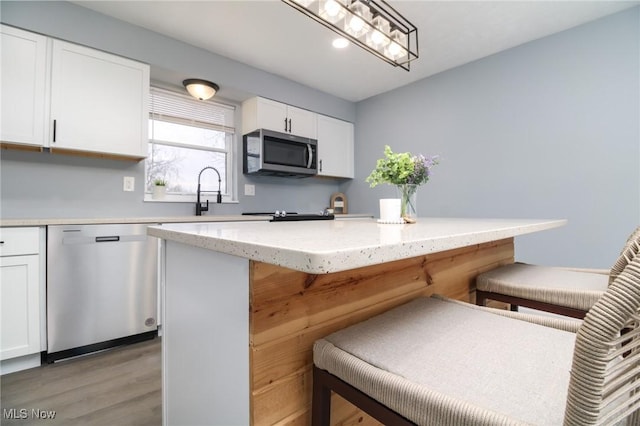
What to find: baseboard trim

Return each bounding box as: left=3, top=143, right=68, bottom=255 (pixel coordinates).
left=43, top=331, right=158, bottom=363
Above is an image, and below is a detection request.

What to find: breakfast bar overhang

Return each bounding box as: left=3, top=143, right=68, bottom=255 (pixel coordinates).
left=148, top=217, right=566, bottom=426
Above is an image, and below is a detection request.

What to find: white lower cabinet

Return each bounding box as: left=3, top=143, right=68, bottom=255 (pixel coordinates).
left=0, top=255, right=40, bottom=360
left=0, top=227, right=44, bottom=374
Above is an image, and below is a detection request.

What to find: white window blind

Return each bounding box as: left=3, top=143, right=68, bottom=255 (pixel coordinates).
left=149, top=87, right=235, bottom=134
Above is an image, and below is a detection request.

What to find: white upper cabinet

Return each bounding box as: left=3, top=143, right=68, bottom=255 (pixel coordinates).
left=0, top=25, right=48, bottom=148
left=317, top=115, right=354, bottom=178
left=285, top=105, right=316, bottom=139
left=1, top=26, right=149, bottom=159
left=50, top=40, right=149, bottom=159
left=242, top=97, right=317, bottom=139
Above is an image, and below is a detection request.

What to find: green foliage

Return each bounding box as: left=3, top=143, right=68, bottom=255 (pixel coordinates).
left=153, top=178, right=167, bottom=186
left=366, top=145, right=439, bottom=187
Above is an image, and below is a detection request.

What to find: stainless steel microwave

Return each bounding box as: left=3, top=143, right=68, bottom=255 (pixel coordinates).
left=243, top=129, right=317, bottom=177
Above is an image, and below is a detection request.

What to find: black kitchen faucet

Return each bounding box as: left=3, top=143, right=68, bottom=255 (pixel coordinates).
left=196, top=166, right=222, bottom=215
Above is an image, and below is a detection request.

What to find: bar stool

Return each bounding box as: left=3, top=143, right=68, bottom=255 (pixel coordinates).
left=475, top=227, right=640, bottom=319
left=312, top=241, right=640, bottom=425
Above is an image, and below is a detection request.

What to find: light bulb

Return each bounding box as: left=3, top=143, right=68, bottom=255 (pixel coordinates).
left=348, top=15, right=364, bottom=32
left=366, top=16, right=391, bottom=49
left=386, top=42, right=401, bottom=58
left=320, top=0, right=346, bottom=23
left=383, top=29, right=407, bottom=61
left=325, top=0, right=340, bottom=16
left=370, top=30, right=385, bottom=46
left=344, top=0, right=371, bottom=38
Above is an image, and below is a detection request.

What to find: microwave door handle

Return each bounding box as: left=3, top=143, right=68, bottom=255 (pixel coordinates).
left=307, top=144, right=313, bottom=169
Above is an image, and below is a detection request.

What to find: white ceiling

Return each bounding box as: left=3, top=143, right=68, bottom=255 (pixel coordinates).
left=73, top=0, right=639, bottom=102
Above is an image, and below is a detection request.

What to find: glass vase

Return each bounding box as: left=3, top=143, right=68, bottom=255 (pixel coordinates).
left=397, top=184, right=418, bottom=221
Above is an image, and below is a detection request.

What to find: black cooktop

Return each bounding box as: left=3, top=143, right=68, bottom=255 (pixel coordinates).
left=242, top=212, right=335, bottom=222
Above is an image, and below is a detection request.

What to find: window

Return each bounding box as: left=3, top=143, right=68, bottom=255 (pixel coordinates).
left=146, top=87, right=236, bottom=202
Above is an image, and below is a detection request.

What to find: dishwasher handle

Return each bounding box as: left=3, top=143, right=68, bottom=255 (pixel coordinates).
left=95, top=236, right=120, bottom=243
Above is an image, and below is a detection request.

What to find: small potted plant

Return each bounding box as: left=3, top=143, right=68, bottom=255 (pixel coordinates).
left=152, top=178, right=167, bottom=200
left=366, top=145, right=439, bottom=223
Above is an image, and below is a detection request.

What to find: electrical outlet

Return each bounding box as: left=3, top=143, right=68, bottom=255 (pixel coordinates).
left=123, top=176, right=135, bottom=192
left=244, top=184, right=255, bottom=196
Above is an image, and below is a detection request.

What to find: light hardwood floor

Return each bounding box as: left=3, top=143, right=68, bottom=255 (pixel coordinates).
left=1, top=338, right=161, bottom=426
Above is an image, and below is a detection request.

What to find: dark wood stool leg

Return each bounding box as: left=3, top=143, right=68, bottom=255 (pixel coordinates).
left=312, top=366, right=332, bottom=426
left=476, top=290, right=488, bottom=306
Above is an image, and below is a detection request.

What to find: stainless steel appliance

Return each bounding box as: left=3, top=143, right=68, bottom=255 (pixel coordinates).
left=243, top=211, right=334, bottom=222
left=46, top=224, right=158, bottom=362
left=243, top=129, right=317, bottom=177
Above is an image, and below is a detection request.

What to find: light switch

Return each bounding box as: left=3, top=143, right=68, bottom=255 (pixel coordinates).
left=244, top=184, right=255, bottom=196
left=123, top=176, right=135, bottom=192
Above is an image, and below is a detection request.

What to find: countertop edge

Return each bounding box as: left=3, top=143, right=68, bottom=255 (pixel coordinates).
left=149, top=218, right=567, bottom=274
left=0, top=216, right=267, bottom=227
left=0, top=214, right=372, bottom=227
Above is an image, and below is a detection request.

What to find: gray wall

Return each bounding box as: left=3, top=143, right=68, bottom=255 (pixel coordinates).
left=0, top=1, right=355, bottom=219
left=343, top=7, right=639, bottom=268
left=2, top=2, right=638, bottom=269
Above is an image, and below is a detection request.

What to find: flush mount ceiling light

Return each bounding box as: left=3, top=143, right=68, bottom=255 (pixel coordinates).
left=332, top=37, right=349, bottom=48
left=182, top=79, right=219, bottom=100
left=282, top=0, right=418, bottom=71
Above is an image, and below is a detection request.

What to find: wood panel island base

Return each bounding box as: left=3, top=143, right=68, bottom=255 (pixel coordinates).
left=148, top=218, right=566, bottom=426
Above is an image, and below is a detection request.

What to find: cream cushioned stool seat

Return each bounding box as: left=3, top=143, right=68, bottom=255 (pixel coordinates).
left=476, top=263, right=608, bottom=317
left=476, top=226, right=640, bottom=319
left=312, top=246, right=640, bottom=426
left=314, top=296, right=580, bottom=425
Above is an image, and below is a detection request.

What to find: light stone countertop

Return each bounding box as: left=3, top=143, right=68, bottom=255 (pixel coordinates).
left=0, top=215, right=271, bottom=227
left=0, top=214, right=373, bottom=227
left=148, top=217, right=567, bottom=274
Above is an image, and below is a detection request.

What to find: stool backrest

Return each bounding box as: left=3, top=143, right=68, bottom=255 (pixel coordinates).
left=609, top=226, right=640, bottom=286
left=565, top=239, right=640, bottom=425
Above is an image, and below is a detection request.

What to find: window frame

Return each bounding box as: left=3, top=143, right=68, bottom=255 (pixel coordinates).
left=144, top=86, right=238, bottom=204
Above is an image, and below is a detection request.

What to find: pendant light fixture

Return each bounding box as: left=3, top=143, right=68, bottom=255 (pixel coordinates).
left=282, top=0, right=418, bottom=71
left=182, top=79, right=220, bottom=100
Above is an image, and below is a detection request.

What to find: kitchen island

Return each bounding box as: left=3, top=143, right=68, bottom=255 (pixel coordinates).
left=148, top=217, right=566, bottom=426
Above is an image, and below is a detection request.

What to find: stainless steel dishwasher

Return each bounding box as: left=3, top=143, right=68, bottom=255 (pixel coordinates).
left=46, top=224, right=158, bottom=362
